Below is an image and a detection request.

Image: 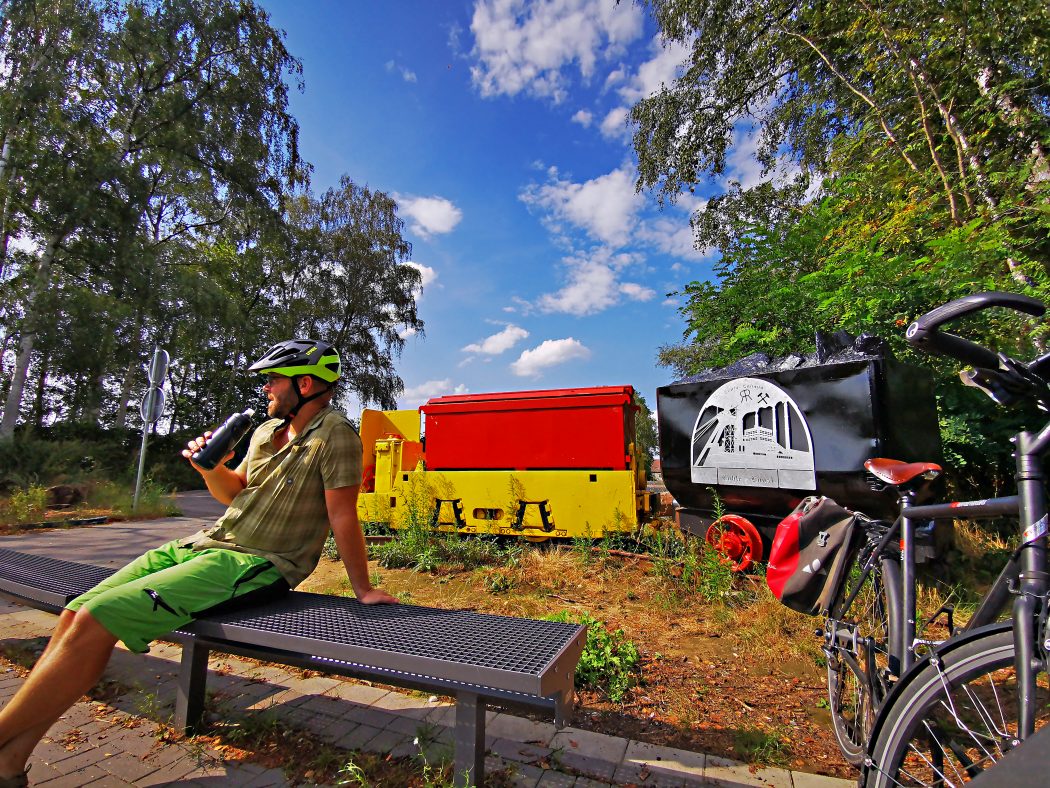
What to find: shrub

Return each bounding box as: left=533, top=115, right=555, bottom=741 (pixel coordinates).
left=88, top=479, right=179, bottom=519
left=0, top=485, right=49, bottom=525
left=544, top=611, right=641, bottom=702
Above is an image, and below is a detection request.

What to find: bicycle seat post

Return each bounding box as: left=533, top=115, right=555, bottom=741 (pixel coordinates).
left=1013, top=426, right=1050, bottom=739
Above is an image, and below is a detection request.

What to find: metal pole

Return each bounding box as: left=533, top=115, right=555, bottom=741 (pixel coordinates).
left=132, top=424, right=149, bottom=513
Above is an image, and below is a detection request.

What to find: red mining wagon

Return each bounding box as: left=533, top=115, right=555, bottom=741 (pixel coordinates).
left=421, top=386, right=636, bottom=471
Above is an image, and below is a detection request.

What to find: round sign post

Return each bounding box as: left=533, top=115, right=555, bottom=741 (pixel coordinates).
left=133, top=348, right=169, bottom=513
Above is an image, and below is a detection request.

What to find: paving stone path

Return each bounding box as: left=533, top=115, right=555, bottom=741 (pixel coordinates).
left=0, top=513, right=854, bottom=787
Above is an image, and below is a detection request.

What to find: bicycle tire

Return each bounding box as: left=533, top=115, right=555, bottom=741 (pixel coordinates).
left=826, top=555, right=901, bottom=764
left=863, top=627, right=1050, bottom=787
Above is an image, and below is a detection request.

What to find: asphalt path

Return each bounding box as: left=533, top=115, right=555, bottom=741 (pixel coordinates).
left=0, top=490, right=226, bottom=568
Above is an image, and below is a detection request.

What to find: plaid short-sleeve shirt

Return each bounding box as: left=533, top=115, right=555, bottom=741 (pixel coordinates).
left=183, top=405, right=363, bottom=587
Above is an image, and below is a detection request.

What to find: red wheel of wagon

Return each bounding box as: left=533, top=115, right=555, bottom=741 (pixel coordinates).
left=705, top=514, right=763, bottom=572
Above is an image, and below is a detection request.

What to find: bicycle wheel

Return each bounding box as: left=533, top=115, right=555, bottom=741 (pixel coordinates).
left=826, top=555, right=901, bottom=764
left=864, top=627, right=1050, bottom=787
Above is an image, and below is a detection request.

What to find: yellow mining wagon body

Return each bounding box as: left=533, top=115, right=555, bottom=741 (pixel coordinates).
left=356, top=393, right=650, bottom=540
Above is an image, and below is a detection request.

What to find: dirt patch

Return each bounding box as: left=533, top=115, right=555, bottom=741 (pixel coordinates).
left=301, top=550, right=854, bottom=779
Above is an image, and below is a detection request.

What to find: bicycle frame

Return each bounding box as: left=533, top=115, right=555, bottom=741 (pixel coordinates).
left=894, top=418, right=1050, bottom=738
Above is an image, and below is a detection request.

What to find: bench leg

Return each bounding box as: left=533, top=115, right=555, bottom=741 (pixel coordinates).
left=174, top=638, right=209, bottom=735
left=554, top=688, right=574, bottom=729
left=453, top=691, right=486, bottom=787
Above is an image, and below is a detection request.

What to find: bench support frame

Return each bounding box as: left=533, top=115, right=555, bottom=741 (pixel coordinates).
left=172, top=635, right=573, bottom=788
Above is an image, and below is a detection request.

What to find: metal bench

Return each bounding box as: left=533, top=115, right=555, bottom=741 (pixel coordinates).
left=0, top=548, right=585, bottom=786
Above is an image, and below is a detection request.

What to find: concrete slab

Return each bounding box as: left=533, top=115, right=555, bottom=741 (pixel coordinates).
left=623, top=739, right=706, bottom=781
left=550, top=726, right=630, bottom=766
left=790, top=771, right=856, bottom=788
left=704, top=754, right=793, bottom=787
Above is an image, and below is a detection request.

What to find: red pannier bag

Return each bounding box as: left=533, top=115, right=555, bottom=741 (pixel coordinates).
left=766, top=496, right=859, bottom=616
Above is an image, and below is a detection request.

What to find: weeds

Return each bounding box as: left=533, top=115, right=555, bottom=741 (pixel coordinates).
left=0, top=485, right=48, bottom=525
left=545, top=611, right=641, bottom=702
left=734, top=724, right=791, bottom=767
left=485, top=569, right=514, bottom=593
left=87, top=479, right=179, bottom=519
left=336, top=759, right=370, bottom=786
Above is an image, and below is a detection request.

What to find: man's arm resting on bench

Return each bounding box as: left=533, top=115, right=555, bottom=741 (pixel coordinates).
left=325, top=485, right=397, bottom=605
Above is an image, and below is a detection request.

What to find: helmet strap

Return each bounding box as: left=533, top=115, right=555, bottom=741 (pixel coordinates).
left=283, top=375, right=331, bottom=423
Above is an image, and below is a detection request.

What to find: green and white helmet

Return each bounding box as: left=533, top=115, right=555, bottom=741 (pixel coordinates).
left=249, top=339, right=341, bottom=383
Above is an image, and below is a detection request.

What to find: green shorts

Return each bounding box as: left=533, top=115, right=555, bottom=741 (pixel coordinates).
left=66, top=539, right=288, bottom=653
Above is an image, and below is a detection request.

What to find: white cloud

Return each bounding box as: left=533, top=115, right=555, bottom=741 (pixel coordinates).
left=462, top=324, right=529, bottom=354
left=521, top=165, right=643, bottom=247
left=571, top=109, right=593, bottom=127
left=402, top=261, right=438, bottom=300
left=399, top=379, right=469, bottom=406
left=511, top=338, right=590, bottom=377
left=723, top=124, right=803, bottom=191
left=592, top=38, right=690, bottom=143
left=615, top=38, right=691, bottom=106
left=635, top=215, right=709, bottom=261
left=725, top=127, right=766, bottom=189
left=469, top=0, right=645, bottom=103
left=619, top=282, right=656, bottom=302
left=599, top=106, right=628, bottom=140
left=399, top=326, right=418, bottom=340
left=396, top=194, right=463, bottom=238
left=536, top=247, right=652, bottom=316
left=385, top=60, right=418, bottom=83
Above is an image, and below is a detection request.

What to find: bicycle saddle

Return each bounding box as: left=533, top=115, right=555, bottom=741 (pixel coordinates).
left=864, top=458, right=942, bottom=486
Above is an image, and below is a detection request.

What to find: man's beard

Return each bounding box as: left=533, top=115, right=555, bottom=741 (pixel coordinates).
left=268, top=397, right=293, bottom=420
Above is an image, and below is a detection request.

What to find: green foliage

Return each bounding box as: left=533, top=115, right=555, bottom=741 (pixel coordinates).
left=88, top=479, right=179, bottom=519
left=373, top=533, right=522, bottom=573
left=1, top=485, right=48, bottom=525
left=370, top=488, right=524, bottom=574
left=0, top=1, right=424, bottom=437
left=633, top=392, right=659, bottom=475
left=544, top=611, right=641, bottom=703
left=637, top=0, right=1050, bottom=496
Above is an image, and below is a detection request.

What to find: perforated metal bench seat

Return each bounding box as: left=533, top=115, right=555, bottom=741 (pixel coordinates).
left=0, top=549, right=586, bottom=787
left=0, top=548, right=114, bottom=610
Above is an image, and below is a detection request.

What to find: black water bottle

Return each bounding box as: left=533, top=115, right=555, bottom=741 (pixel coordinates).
left=191, top=408, right=255, bottom=470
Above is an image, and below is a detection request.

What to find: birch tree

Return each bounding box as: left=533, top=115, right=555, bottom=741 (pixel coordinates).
left=0, top=0, right=303, bottom=437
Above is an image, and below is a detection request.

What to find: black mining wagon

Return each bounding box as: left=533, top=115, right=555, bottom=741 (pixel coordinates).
left=656, top=333, right=942, bottom=570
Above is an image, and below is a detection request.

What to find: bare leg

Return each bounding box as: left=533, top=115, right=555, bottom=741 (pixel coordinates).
left=0, top=608, right=117, bottom=777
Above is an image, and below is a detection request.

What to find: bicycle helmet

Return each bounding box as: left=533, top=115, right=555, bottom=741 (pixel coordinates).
left=249, top=339, right=341, bottom=382
left=249, top=339, right=341, bottom=420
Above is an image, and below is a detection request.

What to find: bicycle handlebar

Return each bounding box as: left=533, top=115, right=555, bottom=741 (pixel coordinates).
left=905, top=292, right=1045, bottom=368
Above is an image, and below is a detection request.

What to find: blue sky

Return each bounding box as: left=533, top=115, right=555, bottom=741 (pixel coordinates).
left=260, top=0, right=761, bottom=411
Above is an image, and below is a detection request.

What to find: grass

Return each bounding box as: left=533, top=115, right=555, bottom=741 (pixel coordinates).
left=733, top=724, right=792, bottom=767
left=0, top=477, right=179, bottom=530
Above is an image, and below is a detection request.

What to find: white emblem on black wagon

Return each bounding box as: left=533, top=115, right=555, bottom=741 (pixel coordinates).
left=690, top=377, right=816, bottom=490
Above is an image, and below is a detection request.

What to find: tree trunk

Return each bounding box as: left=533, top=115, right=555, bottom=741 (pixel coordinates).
left=31, top=353, right=49, bottom=429
left=0, top=136, right=12, bottom=282
left=976, top=66, right=1049, bottom=185
left=0, top=232, right=59, bottom=438
left=113, top=356, right=138, bottom=429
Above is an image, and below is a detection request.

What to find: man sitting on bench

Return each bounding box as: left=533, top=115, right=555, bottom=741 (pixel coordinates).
left=0, top=338, right=396, bottom=787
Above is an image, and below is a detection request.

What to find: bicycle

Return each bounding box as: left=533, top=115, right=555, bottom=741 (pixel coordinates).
left=815, top=291, right=1050, bottom=779
left=844, top=291, right=1050, bottom=785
